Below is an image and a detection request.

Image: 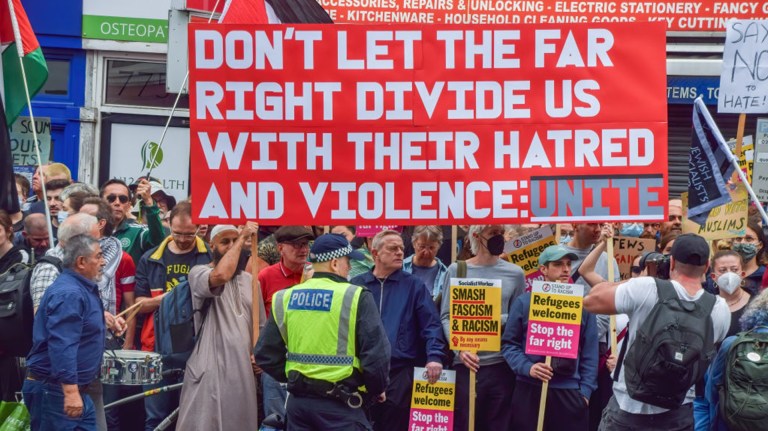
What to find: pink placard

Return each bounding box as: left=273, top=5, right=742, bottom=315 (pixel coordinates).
left=525, top=321, right=581, bottom=359
left=356, top=225, right=402, bottom=238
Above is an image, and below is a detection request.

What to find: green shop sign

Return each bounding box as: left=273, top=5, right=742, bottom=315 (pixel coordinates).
left=83, top=15, right=168, bottom=43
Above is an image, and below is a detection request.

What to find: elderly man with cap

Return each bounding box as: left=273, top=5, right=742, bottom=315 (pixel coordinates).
left=255, top=233, right=390, bottom=431
left=258, top=225, right=315, bottom=421
left=176, top=223, right=266, bottom=429
left=501, top=245, right=599, bottom=431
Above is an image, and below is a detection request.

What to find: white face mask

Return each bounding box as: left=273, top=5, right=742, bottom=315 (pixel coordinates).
left=717, top=272, right=742, bottom=295
left=56, top=210, right=69, bottom=224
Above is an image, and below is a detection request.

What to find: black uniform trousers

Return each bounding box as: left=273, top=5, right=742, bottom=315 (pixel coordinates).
left=286, top=395, right=372, bottom=431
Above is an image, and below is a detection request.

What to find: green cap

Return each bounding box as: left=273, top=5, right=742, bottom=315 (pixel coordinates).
left=538, top=245, right=579, bottom=266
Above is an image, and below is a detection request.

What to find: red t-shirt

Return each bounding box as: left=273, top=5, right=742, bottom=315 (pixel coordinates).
left=115, top=251, right=136, bottom=311
left=258, top=260, right=303, bottom=317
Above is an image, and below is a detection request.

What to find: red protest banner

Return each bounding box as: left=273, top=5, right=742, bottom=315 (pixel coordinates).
left=189, top=23, right=668, bottom=225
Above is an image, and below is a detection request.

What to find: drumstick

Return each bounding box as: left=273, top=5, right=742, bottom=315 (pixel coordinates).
left=123, top=303, right=143, bottom=324
left=116, top=301, right=142, bottom=319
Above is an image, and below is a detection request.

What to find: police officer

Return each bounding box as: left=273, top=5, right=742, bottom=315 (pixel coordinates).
left=255, top=233, right=391, bottom=430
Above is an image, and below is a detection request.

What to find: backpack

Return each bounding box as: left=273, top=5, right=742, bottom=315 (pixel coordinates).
left=616, top=278, right=716, bottom=409
left=718, top=328, right=768, bottom=431
left=0, top=256, right=62, bottom=357
left=154, top=280, right=211, bottom=367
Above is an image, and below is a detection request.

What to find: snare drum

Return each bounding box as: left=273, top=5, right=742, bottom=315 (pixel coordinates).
left=101, top=350, right=162, bottom=385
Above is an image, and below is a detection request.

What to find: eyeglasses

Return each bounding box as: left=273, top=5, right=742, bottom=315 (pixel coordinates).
left=286, top=241, right=310, bottom=249
left=668, top=215, right=683, bottom=222
left=106, top=194, right=129, bottom=204
left=172, top=229, right=199, bottom=239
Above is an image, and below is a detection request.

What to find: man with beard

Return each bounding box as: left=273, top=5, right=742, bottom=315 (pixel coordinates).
left=176, top=223, right=266, bottom=429
left=659, top=199, right=683, bottom=238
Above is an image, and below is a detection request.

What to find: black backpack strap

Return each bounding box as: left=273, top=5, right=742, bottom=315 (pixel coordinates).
left=457, top=260, right=467, bottom=279
left=696, top=290, right=717, bottom=317
left=656, top=277, right=717, bottom=316
left=654, top=278, right=677, bottom=302
left=613, top=321, right=630, bottom=381
left=37, top=255, right=62, bottom=271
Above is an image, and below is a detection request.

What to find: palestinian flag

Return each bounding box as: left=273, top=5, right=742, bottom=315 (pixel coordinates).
left=1, top=0, right=47, bottom=126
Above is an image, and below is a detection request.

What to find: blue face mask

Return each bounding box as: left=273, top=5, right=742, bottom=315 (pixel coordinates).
left=560, top=235, right=571, bottom=245
left=620, top=223, right=643, bottom=237
left=56, top=210, right=69, bottom=225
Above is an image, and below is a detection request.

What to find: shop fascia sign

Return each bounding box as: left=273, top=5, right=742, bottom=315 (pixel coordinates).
left=83, top=0, right=171, bottom=44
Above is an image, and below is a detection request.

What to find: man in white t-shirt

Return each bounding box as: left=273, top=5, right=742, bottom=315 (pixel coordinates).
left=583, top=233, right=730, bottom=431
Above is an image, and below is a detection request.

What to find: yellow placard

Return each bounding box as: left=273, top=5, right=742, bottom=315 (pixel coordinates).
left=682, top=183, right=748, bottom=240
left=529, top=292, right=582, bottom=325
left=448, top=278, right=502, bottom=352
left=410, top=370, right=456, bottom=412
left=728, top=137, right=753, bottom=184
left=505, top=225, right=557, bottom=276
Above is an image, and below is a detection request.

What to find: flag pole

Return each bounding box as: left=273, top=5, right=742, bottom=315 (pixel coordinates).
left=144, top=0, right=222, bottom=181
left=6, top=0, right=53, bottom=249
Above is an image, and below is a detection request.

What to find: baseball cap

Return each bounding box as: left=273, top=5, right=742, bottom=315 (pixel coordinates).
left=274, top=226, right=314, bottom=243
left=210, top=224, right=238, bottom=240
left=670, top=233, right=709, bottom=265
left=538, top=245, right=579, bottom=266
left=309, top=233, right=365, bottom=262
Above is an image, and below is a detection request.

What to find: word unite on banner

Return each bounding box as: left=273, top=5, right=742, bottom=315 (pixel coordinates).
left=189, top=23, right=668, bottom=224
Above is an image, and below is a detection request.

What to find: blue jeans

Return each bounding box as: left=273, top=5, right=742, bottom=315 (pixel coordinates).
left=143, top=374, right=182, bottom=431
left=262, top=373, right=287, bottom=418
left=22, top=378, right=96, bottom=431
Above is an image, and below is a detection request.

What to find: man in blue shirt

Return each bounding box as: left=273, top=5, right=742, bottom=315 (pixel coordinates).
left=351, top=229, right=446, bottom=431
left=23, top=234, right=108, bottom=431
left=502, top=245, right=599, bottom=431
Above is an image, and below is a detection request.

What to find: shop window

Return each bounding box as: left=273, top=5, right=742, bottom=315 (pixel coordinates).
left=105, top=60, right=189, bottom=109
left=40, top=60, right=70, bottom=97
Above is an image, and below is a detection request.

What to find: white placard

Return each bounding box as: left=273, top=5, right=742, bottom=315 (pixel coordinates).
left=718, top=19, right=768, bottom=114
left=107, top=123, right=190, bottom=202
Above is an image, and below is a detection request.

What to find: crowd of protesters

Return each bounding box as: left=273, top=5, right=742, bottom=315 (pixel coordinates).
left=3, top=163, right=768, bottom=431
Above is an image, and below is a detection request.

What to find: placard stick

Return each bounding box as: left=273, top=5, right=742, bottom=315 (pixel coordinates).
left=606, top=235, right=618, bottom=355
left=468, top=351, right=476, bottom=431
left=251, top=231, right=260, bottom=347
left=733, top=113, right=746, bottom=183
left=536, top=356, right=552, bottom=431
left=451, top=226, right=458, bottom=263
left=324, top=225, right=329, bottom=234
left=555, top=224, right=561, bottom=242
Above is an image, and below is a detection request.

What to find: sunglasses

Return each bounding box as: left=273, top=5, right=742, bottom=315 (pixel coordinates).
left=106, top=194, right=130, bottom=204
